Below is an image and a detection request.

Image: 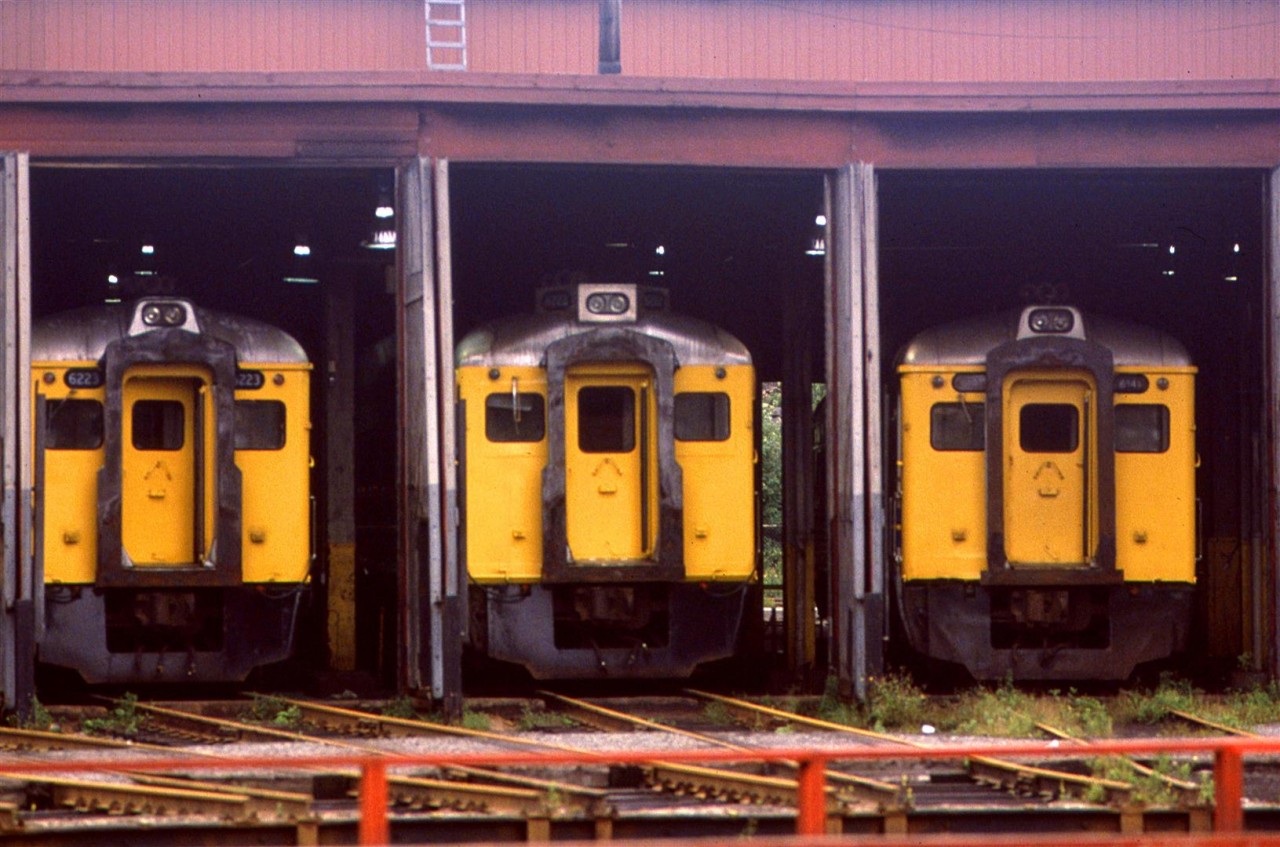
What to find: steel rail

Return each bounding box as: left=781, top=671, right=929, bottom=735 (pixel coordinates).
left=540, top=689, right=905, bottom=806
left=263, top=695, right=587, bottom=751
left=0, top=736, right=1275, bottom=841
left=0, top=725, right=177, bottom=754
left=273, top=692, right=902, bottom=807
left=1035, top=720, right=1206, bottom=804
left=0, top=771, right=256, bottom=819
left=686, top=689, right=1136, bottom=803
left=1169, top=709, right=1262, bottom=739
left=92, top=696, right=605, bottom=828
left=126, top=772, right=314, bottom=818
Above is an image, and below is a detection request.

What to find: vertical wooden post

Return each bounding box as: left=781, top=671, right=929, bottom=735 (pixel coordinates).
left=783, top=284, right=815, bottom=682
left=359, top=760, right=389, bottom=845
left=0, top=152, right=31, bottom=716
left=325, top=266, right=357, bottom=671
left=526, top=816, right=551, bottom=841
left=1269, top=166, right=1280, bottom=681
left=433, top=159, right=463, bottom=719
left=397, top=157, right=440, bottom=702
left=828, top=163, right=882, bottom=701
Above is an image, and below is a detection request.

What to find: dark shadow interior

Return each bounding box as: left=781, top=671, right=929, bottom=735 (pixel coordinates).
left=878, top=169, right=1267, bottom=672
left=24, top=163, right=1268, bottom=685
left=29, top=165, right=400, bottom=684
left=448, top=165, right=827, bottom=383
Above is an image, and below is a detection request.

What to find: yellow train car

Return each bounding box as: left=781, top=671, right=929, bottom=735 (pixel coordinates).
left=457, top=283, right=756, bottom=678
left=34, top=298, right=311, bottom=684
left=896, top=306, right=1196, bottom=680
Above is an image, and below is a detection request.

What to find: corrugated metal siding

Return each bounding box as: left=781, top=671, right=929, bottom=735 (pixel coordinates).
left=2, top=0, right=1276, bottom=82
left=0, top=0, right=427, bottom=72
left=468, top=0, right=598, bottom=75
left=614, top=0, right=1280, bottom=83
left=465, top=0, right=1279, bottom=83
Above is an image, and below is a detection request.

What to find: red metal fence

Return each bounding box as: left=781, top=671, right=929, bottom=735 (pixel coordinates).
left=4, top=736, right=1280, bottom=845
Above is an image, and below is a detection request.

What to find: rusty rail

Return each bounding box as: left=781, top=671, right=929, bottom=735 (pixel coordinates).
left=0, top=736, right=1277, bottom=843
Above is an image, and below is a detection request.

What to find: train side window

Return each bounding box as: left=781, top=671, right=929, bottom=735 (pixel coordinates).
left=485, top=393, right=546, bottom=442
left=235, top=400, right=287, bottom=450
left=1115, top=404, right=1170, bottom=453
left=1020, top=403, right=1078, bottom=453
left=578, top=386, right=635, bottom=453
left=131, top=400, right=184, bottom=451
left=930, top=402, right=985, bottom=451
left=675, top=392, right=730, bottom=442
left=45, top=399, right=104, bottom=450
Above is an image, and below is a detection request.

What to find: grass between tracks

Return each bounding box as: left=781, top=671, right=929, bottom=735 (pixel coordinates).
left=796, top=673, right=1280, bottom=739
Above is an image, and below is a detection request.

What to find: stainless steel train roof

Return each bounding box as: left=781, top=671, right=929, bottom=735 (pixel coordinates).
left=900, top=308, right=1193, bottom=368
left=456, top=311, right=752, bottom=368
left=31, top=299, right=309, bottom=364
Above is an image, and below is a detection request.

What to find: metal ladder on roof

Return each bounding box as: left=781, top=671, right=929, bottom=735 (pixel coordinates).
left=425, top=0, right=467, bottom=71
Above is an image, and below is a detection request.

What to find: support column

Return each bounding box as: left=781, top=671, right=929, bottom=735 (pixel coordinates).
left=1268, top=167, right=1280, bottom=680
left=0, top=152, right=31, bottom=716
left=325, top=267, right=357, bottom=671
left=826, top=163, right=883, bottom=701
left=783, top=283, right=816, bottom=683
left=397, top=156, right=461, bottom=716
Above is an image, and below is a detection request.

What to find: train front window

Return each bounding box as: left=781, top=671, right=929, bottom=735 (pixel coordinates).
left=930, top=402, right=985, bottom=451
left=132, top=400, right=184, bottom=451
left=1116, top=404, right=1170, bottom=453
left=46, top=399, right=103, bottom=450
left=578, top=386, right=635, bottom=453
left=1019, top=403, right=1078, bottom=453
left=485, top=393, right=546, bottom=442
left=235, top=400, right=287, bottom=450
left=675, top=392, right=730, bottom=441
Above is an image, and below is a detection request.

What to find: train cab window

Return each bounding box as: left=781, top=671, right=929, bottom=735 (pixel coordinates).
left=235, top=400, right=286, bottom=450
left=675, top=392, right=730, bottom=442
left=132, top=400, right=184, bottom=451
left=485, top=393, right=546, bottom=442
left=1020, top=404, right=1078, bottom=453
left=578, top=386, right=635, bottom=453
left=930, top=402, right=985, bottom=451
left=1116, top=404, right=1170, bottom=453
left=45, top=399, right=103, bottom=450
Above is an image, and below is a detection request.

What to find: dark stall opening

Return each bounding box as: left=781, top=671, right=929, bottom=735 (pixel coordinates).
left=447, top=164, right=827, bottom=690
left=29, top=165, right=398, bottom=692
left=877, top=169, right=1267, bottom=683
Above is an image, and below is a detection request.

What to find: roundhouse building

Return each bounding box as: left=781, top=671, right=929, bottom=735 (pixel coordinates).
left=0, top=0, right=1277, bottom=708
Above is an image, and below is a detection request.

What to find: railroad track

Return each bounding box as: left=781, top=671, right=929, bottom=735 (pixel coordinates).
left=682, top=689, right=1139, bottom=806
left=0, top=692, right=1257, bottom=842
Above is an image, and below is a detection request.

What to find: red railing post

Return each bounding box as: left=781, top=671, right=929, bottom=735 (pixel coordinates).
left=796, top=755, right=827, bottom=835
left=359, top=759, right=390, bottom=845
left=1215, top=744, right=1244, bottom=832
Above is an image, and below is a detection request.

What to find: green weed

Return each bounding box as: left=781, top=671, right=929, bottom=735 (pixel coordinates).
left=82, top=693, right=142, bottom=737
left=864, top=673, right=929, bottom=732
left=460, top=710, right=491, bottom=732
left=381, top=697, right=419, bottom=720
left=516, top=705, right=577, bottom=731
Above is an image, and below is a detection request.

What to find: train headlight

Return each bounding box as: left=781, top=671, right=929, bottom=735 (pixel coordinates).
left=140, top=302, right=188, bottom=327
left=577, top=284, right=638, bottom=323
left=1027, top=307, right=1074, bottom=334
left=586, top=292, right=630, bottom=316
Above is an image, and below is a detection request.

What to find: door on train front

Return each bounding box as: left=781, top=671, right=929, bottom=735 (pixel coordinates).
left=121, top=368, right=215, bottom=566
left=1002, top=371, right=1096, bottom=565
left=564, top=365, right=657, bottom=562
